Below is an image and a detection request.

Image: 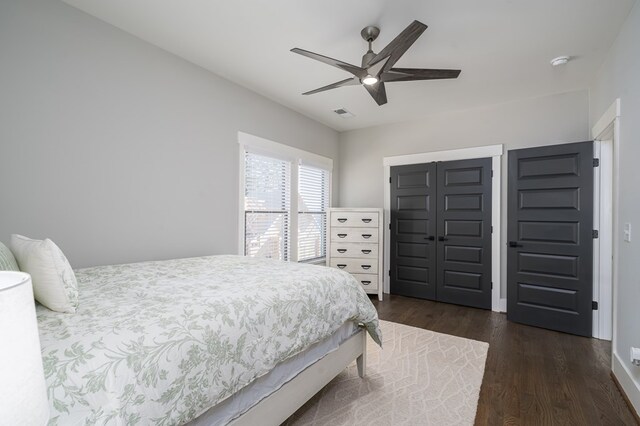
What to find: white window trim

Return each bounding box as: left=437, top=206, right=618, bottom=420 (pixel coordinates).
left=238, top=132, right=333, bottom=261
left=238, top=132, right=333, bottom=171
left=382, top=144, right=503, bottom=313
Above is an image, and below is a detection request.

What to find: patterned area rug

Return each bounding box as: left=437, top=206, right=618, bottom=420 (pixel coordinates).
left=285, top=320, right=489, bottom=426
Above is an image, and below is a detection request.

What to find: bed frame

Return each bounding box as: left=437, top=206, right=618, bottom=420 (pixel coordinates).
left=228, top=328, right=367, bottom=426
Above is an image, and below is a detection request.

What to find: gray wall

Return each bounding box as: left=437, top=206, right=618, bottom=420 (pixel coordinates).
left=0, top=0, right=339, bottom=268
left=338, top=90, right=591, bottom=297
left=590, top=1, right=640, bottom=410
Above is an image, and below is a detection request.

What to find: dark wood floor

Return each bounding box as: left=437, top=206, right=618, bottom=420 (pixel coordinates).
left=371, top=295, right=637, bottom=426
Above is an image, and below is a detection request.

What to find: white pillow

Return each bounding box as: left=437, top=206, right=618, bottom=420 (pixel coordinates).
left=0, top=241, right=19, bottom=271
left=11, top=235, right=78, bottom=313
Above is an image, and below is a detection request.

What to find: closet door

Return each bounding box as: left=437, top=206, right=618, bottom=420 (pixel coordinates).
left=436, top=158, right=493, bottom=309
left=390, top=163, right=437, bottom=299
left=507, top=142, right=594, bottom=336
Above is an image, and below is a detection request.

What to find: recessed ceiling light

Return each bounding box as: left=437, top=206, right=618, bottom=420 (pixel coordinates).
left=550, top=56, right=570, bottom=67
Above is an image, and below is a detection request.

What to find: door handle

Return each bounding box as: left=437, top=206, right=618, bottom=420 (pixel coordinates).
left=361, top=234, right=372, bottom=239
left=361, top=249, right=371, bottom=254
left=337, top=234, right=347, bottom=238
left=361, top=280, right=371, bottom=285
left=361, top=218, right=372, bottom=223
left=438, top=236, right=448, bottom=241
left=508, top=241, right=523, bottom=248
left=361, top=265, right=371, bottom=270
left=337, top=249, right=347, bottom=253
left=337, top=218, right=347, bottom=223
left=337, top=264, right=347, bottom=269
left=425, top=236, right=435, bottom=241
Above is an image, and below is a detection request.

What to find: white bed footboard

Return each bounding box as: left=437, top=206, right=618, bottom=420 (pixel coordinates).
left=229, top=328, right=367, bottom=426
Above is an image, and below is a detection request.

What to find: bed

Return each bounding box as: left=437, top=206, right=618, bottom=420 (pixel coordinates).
left=36, top=255, right=381, bottom=425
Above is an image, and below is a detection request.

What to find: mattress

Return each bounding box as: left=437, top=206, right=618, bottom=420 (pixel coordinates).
left=36, top=255, right=381, bottom=425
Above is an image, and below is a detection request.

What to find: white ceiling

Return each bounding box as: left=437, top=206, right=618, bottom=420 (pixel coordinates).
left=62, top=0, right=635, bottom=132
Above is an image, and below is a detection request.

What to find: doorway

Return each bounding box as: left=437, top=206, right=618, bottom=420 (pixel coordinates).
left=389, top=157, right=493, bottom=309
left=506, top=141, right=595, bottom=336
left=383, top=145, right=503, bottom=311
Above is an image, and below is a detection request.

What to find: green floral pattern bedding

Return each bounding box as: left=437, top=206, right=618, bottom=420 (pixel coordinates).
left=36, top=255, right=381, bottom=425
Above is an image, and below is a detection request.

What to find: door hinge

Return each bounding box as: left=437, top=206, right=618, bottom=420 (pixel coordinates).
left=491, top=281, right=493, bottom=289
left=592, top=301, right=599, bottom=310
left=491, top=225, right=494, bottom=234
left=388, top=270, right=391, bottom=277
left=592, top=230, right=599, bottom=239
left=593, top=158, right=600, bottom=167
left=389, top=177, right=392, bottom=183
left=491, top=170, right=494, bottom=178
left=389, top=223, right=391, bottom=230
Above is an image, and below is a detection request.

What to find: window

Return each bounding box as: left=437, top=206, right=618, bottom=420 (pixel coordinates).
left=240, top=133, right=332, bottom=262
left=244, top=152, right=291, bottom=261
left=298, top=165, right=330, bottom=262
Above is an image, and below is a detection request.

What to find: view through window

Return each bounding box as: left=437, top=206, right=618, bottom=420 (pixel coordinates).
left=243, top=150, right=330, bottom=262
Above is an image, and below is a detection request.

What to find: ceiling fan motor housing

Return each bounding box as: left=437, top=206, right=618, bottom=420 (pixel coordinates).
left=362, top=51, right=377, bottom=67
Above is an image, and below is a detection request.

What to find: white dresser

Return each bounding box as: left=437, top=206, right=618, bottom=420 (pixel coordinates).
left=327, top=208, right=383, bottom=301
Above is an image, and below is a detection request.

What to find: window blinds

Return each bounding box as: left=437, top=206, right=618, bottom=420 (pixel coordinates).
left=244, top=151, right=291, bottom=261
left=298, top=164, right=330, bottom=262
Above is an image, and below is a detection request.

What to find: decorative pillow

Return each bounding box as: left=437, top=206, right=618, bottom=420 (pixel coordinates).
left=0, top=241, right=20, bottom=271
left=10, top=235, right=78, bottom=313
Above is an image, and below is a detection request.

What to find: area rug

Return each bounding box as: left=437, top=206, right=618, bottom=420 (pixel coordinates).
left=285, top=320, right=489, bottom=426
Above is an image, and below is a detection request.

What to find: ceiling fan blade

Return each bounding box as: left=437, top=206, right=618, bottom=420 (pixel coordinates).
left=302, top=77, right=361, bottom=95
left=371, top=20, right=428, bottom=72
left=363, top=82, right=387, bottom=106
left=384, top=68, right=461, bottom=82
left=291, top=48, right=366, bottom=78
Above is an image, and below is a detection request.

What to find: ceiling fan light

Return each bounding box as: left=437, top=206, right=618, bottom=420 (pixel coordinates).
left=362, top=75, right=378, bottom=85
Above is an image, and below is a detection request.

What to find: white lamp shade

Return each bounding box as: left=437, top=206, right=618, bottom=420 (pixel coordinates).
left=0, top=271, right=49, bottom=425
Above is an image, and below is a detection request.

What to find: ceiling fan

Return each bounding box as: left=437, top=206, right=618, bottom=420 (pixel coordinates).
left=291, top=20, right=461, bottom=106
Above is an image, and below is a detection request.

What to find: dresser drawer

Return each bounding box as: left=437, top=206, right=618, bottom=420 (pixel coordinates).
left=330, top=258, right=378, bottom=274
left=330, top=228, right=378, bottom=243
left=330, top=211, right=379, bottom=228
left=330, top=243, right=378, bottom=259
left=352, top=274, right=379, bottom=292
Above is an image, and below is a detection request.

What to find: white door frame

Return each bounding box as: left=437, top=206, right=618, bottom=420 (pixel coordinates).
left=382, top=144, right=503, bottom=312
left=591, top=99, right=620, bottom=341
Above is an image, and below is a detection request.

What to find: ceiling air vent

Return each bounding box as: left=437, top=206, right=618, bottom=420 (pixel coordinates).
left=334, top=108, right=355, bottom=118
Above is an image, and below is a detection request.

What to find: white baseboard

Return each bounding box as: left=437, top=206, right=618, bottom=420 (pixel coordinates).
left=613, top=351, right=640, bottom=417
left=499, top=298, right=507, bottom=313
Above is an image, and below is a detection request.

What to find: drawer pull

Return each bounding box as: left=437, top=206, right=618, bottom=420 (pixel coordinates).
left=361, top=249, right=371, bottom=254
left=361, top=218, right=372, bottom=223
left=337, top=218, right=347, bottom=223
left=362, top=234, right=372, bottom=239
left=337, top=264, right=347, bottom=269
left=361, top=281, right=371, bottom=285
left=337, top=249, right=347, bottom=253
left=337, top=234, right=347, bottom=238
left=361, top=265, right=371, bottom=270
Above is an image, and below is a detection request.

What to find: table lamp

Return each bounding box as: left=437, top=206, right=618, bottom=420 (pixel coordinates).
left=0, top=271, right=49, bottom=425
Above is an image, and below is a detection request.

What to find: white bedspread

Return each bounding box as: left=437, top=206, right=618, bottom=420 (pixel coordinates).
left=36, top=255, right=380, bottom=425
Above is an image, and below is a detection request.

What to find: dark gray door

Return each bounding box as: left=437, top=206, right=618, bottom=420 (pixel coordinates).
left=436, top=158, right=493, bottom=309
left=390, top=163, right=437, bottom=299
left=390, top=159, right=492, bottom=309
left=507, top=141, right=594, bottom=336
